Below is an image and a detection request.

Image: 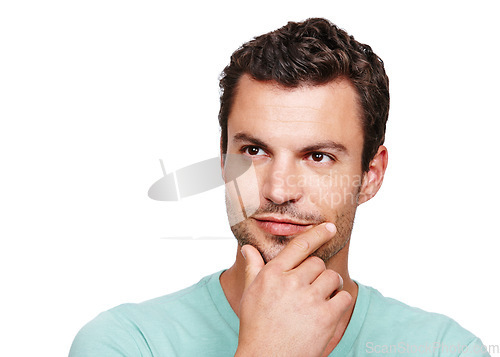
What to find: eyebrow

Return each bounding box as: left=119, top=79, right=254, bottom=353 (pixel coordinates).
left=232, top=132, right=348, bottom=155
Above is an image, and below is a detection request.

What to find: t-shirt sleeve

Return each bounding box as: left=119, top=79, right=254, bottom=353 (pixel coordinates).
left=458, top=337, right=492, bottom=357
left=69, top=310, right=143, bottom=357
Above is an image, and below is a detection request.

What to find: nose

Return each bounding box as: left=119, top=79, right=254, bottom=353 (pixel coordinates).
left=261, top=156, right=303, bottom=205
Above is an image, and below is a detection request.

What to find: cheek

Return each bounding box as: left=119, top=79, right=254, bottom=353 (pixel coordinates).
left=302, top=173, right=362, bottom=210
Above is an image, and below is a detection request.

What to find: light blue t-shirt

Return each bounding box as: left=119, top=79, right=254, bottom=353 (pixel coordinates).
left=69, top=270, right=490, bottom=356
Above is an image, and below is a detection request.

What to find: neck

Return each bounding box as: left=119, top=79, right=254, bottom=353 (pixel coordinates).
left=219, top=242, right=358, bottom=355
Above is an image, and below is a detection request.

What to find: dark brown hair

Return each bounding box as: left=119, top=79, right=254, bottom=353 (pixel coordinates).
left=218, top=18, right=390, bottom=172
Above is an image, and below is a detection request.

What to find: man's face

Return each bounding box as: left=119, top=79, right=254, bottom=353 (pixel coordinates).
left=222, top=74, right=366, bottom=264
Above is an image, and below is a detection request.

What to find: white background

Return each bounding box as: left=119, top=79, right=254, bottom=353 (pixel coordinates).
left=1, top=1, right=499, bottom=356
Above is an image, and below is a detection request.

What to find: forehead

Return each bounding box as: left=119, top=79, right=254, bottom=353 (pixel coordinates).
left=227, top=75, right=364, bottom=157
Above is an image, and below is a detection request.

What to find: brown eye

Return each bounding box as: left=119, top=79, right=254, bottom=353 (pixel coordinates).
left=244, top=146, right=263, bottom=156
left=307, top=152, right=334, bottom=163
left=312, top=153, right=324, bottom=161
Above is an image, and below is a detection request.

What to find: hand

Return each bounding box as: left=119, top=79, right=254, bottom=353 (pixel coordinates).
left=235, top=222, right=352, bottom=357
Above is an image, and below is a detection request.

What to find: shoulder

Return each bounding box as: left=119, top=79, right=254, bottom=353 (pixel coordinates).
left=359, top=283, right=488, bottom=355
left=69, top=271, right=223, bottom=357
left=69, top=307, right=144, bottom=356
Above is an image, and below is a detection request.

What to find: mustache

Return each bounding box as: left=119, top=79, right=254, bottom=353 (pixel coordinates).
left=250, top=202, right=325, bottom=224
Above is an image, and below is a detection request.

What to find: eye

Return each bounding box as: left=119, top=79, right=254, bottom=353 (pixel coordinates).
left=242, top=146, right=265, bottom=156
left=307, top=152, right=335, bottom=163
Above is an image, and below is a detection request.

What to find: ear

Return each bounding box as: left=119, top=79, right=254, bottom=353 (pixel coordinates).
left=358, top=145, right=388, bottom=205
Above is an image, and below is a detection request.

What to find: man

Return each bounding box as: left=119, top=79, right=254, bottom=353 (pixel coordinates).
left=70, top=18, right=489, bottom=356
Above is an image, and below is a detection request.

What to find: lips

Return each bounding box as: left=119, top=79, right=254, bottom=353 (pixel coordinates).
left=253, top=217, right=313, bottom=236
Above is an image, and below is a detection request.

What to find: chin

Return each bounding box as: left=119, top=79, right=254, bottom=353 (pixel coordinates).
left=253, top=236, right=287, bottom=264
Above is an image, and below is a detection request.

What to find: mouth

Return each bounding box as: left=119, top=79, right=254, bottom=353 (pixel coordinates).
left=252, top=216, right=314, bottom=236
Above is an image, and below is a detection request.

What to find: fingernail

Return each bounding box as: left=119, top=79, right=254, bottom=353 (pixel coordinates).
left=325, top=223, right=336, bottom=233
left=240, top=247, right=247, bottom=260
left=338, top=273, right=344, bottom=290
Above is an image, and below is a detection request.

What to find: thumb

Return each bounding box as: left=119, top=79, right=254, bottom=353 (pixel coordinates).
left=240, top=244, right=265, bottom=290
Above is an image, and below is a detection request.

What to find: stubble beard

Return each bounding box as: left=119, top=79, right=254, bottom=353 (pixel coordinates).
left=226, top=194, right=358, bottom=264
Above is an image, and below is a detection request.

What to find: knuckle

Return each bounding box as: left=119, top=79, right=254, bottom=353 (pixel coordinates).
left=324, top=268, right=339, bottom=283
left=313, top=227, right=323, bottom=241
left=264, top=264, right=282, bottom=278
left=341, top=290, right=353, bottom=303
left=285, top=274, right=301, bottom=289
left=265, top=263, right=280, bottom=274
left=291, top=237, right=309, bottom=251
left=308, top=256, right=326, bottom=270
left=304, top=290, right=317, bottom=305
left=333, top=290, right=353, bottom=307
left=342, top=292, right=353, bottom=308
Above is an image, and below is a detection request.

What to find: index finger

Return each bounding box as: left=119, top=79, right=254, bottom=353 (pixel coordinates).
left=269, top=222, right=336, bottom=271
